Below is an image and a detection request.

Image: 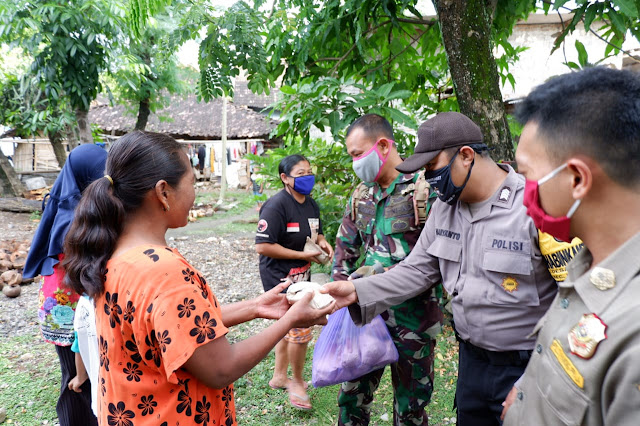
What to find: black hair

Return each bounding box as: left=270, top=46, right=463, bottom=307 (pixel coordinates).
left=346, top=114, right=395, bottom=141
left=62, top=131, right=188, bottom=298
left=515, top=67, right=640, bottom=187
left=443, top=143, right=491, bottom=160
left=278, top=154, right=309, bottom=186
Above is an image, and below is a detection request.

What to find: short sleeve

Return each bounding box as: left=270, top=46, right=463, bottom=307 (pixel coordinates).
left=139, top=262, right=228, bottom=385
left=256, top=202, right=285, bottom=244
left=71, top=331, right=80, bottom=353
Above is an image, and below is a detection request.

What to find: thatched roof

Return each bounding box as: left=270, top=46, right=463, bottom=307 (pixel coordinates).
left=89, top=94, right=277, bottom=140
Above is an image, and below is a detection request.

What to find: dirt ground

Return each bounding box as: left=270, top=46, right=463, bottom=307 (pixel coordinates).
left=0, top=202, right=272, bottom=425
left=0, top=205, right=267, bottom=338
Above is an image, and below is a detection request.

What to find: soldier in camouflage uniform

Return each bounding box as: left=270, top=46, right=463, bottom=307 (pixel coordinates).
left=332, top=114, right=443, bottom=426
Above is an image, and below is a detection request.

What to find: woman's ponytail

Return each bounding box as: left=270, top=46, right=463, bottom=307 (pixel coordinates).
left=62, top=131, right=187, bottom=298
left=63, top=176, right=124, bottom=298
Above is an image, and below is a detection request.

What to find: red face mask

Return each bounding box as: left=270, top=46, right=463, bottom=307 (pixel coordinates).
left=522, top=164, right=581, bottom=243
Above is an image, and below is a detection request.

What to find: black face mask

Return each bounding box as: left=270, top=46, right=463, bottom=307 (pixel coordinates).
left=424, top=150, right=474, bottom=205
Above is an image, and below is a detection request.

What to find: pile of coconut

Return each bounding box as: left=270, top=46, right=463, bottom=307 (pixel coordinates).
left=0, top=240, right=31, bottom=298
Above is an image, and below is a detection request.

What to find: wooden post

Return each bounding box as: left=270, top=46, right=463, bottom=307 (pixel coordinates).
left=218, top=96, right=228, bottom=204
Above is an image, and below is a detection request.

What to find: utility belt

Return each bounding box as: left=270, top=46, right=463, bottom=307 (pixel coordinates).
left=454, top=329, right=532, bottom=367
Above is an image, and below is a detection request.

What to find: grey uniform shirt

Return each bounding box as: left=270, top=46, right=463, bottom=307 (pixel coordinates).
left=351, top=165, right=557, bottom=351
left=504, top=232, right=640, bottom=426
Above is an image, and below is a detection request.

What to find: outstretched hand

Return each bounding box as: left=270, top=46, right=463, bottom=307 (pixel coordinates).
left=320, top=280, right=357, bottom=311
left=254, top=281, right=291, bottom=320
left=286, top=291, right=333, bottom=328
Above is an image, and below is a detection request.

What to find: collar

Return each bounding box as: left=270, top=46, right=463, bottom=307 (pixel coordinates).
left=459, top=164, right=521, bottom=222
left=562, top=231, right=640, bottom=314
left=490, top=164, right=520, bottom=210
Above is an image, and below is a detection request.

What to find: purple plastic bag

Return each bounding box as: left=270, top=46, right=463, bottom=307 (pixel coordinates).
left=312, top=307, right=399, bottom=388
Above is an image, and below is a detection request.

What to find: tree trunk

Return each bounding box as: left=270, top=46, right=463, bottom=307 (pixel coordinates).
left=0, top=197, right=42, bottom=213
left=48, top=131, right=67, bottom=168
left=135, top=98, right=151, bottom=130
left=0, top=149, right=25, bottom=197
left=65, top=124, right=79, bottom=148
left=432, top=0, right=514, bottom=161
left=75, top=108, right=93, bottom=145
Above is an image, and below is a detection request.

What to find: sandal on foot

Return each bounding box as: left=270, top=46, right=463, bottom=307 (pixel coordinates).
left=269, top=379, right=308, bottom=391
left=288, top=391, right=312, bottom=411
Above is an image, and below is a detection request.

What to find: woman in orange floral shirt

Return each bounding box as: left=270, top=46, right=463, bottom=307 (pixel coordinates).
left=62, top=131, right=333, bottom=425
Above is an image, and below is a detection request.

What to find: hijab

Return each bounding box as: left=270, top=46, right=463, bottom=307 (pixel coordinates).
left=23, top=144, right=107, bottom=278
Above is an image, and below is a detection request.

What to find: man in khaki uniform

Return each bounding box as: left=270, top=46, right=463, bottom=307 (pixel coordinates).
left=501, top=67, right=640, bottom=425
left=323, top=112, right=558, bottom=426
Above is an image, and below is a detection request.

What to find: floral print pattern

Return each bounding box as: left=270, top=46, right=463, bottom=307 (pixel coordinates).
left=104, top=292, right=122, bottom=328
left=123, top=301, right=135, bottom=323
left=107, top=401, right=135, bottom=426
left=138, top=395, right=157, bottom=416
left=144, top=331, right=162, bottom=368
left=123, top=362, right=143, bottom=382
left=190, top=312, right=217, bottom=344
left=96, top=245, right=233, bottom=424
left=37, top=259, right=81, bottom=346
left=177, top=298, right=196, bottom=318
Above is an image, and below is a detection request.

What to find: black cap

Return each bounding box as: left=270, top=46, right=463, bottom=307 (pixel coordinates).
left=396, top=112, right=483, bottom=173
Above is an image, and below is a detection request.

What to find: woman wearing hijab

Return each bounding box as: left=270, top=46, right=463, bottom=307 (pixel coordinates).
left=23, top=144, right=107, bottom=426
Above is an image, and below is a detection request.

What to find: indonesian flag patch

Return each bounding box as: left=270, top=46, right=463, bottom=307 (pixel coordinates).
left=287, top=222, right=300, bottom=232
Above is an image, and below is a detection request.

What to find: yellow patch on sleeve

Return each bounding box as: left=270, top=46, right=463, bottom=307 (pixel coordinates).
left=551, top=339, right=584, bottom=389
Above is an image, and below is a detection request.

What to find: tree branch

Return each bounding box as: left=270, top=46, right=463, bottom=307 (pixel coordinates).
left=327, top=20, right=392, bottom=75
left=539, top=0, right=640, bottom=64
left=366, top=39, right=416, bottom=75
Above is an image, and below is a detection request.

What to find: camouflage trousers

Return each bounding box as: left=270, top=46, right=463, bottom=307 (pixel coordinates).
left=338, top=293, right=441, bottom=426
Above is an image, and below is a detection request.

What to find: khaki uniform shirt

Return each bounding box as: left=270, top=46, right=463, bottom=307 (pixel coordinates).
left=504, top=232, right=640, bottom=426
left=351, top=165, right=557, bottom=351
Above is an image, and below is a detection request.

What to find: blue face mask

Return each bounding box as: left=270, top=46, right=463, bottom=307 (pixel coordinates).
left=288, top=174, right=315, bottom=195
left=425, top=151, right=474, bottom=205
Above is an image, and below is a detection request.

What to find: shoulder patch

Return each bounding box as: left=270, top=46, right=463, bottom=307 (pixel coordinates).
left=257, top=219, right=268, bottom=232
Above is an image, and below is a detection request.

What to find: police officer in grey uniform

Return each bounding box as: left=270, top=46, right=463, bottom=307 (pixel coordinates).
left=323, top=112, right=557, bottom=426
left=501, top=68, right=640, bottom=425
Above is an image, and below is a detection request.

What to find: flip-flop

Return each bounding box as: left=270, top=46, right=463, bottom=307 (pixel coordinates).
left=269, top=379, right=308, bottom=390
left=288, top=391, right=312, bottom=411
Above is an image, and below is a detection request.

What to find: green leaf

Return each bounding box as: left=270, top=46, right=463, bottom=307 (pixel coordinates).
left=280, top=85, right=296, bottom=95
left=376, top=82, right=395, bottom=99
left=583, top=5, right=598, bottom=31
left=553, top=0, right=572, bottom=10
left=575, top=40, right=588, bottom=67
left=612, top=0, right=639, bottom=17
left=607, top=9, right=627, bottom=34
left=564, top=61, right=581, bottom=70
left=386, top=90, right=412, bottom=101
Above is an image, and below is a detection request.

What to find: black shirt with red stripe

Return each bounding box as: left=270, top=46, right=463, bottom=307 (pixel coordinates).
left=255, top=189, right=323, bottom=291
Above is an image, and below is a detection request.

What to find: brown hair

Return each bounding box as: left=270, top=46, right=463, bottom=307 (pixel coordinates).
left=62, top=131, right=187, bottom=298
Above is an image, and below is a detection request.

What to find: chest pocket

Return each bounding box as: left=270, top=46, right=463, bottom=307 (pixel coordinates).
left=355, top=200, right=376, bottom=233
left=381, top=193, right=416, bottom=235
left=427, top=237, right=462, bottom=294
left=532, top=347, right=589, bottom=425
left=483, top=235, right=540, bottom=306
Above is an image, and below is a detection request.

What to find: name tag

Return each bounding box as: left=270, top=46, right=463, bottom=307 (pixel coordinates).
left=491, top=239, right=525, bottom=251
left=436, top=228, right=461, bottom=241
